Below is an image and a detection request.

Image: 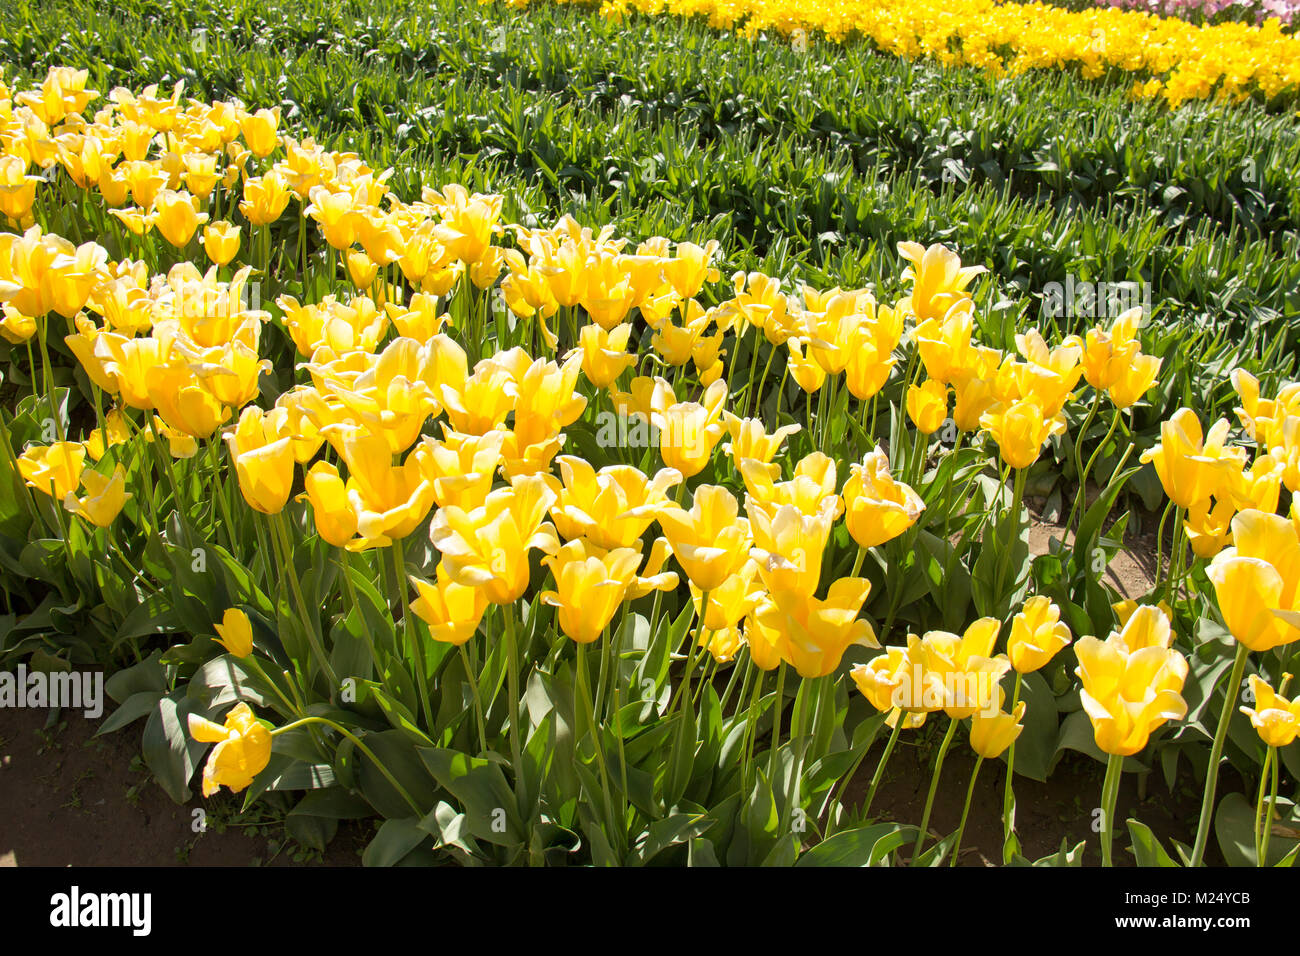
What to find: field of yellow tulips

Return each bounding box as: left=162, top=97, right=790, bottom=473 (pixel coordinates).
left=526, top=0, right=1300, bottom=108
left=1, top=0, right=1299, bottom=869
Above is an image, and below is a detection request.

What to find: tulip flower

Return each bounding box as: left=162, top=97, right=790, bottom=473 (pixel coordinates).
left=1108, top=353, right=1162, bottom=410
left=1074, top=609, right=1188, bottom=757
left=336, top=434, right=436, bottom=545
left=151, top=189, right=207, bottom=247
left=980, top=396, right=1066, bottom=470
left=223, top=405, right=295, bottom=514
left=63, top=464, right=130, bottom=527
left=540, top=539, right=642, bottom=644
left=1241, top=675, right=1300, bottom=749
left=896, top=242, right=986, bottom=323
left=750, top=578, right=878, bottom=678
left=721, top=413, right=801, bottom=465
left=201, top=221, right=241, bottom=267
left=214, top=608, right=254, bottom=658
left=1007, top=596, right=1072, bottom=674
left=187, top=702, right=272, bottom=797
left=1207, top=509, right=1300, bottom=653
left=549, top=456, right=680, bottom=549
left=970, top=700, right=1026, bottom=760
left=297, top=462, right=359, bottom=548
left=18, top=441, right=86, bottom=500
left=842, top=449, right=925, bottom=550
left=430, top=474, right=561, bottom=605
left=409, top=568, right=490, bottom=646
left=747, top=496, right=838, bottom=596
left=1140, top=408, right=1247, bottom=509
left=657, top=379, right=728, bottom=478
left=575, top=322, right=638, bottom=388
left=655, top=484, right=752, bottom=592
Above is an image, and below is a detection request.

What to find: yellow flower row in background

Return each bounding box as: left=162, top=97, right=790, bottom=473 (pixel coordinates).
left=513, top=0, right=1300, bottom=107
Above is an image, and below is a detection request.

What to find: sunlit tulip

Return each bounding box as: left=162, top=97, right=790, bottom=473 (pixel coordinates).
left=1108, top=353, right=1162, bottom=410
left=1140, top=408, right=1247, bottom=509
left=1007, top=596, right=1072, bottom=674
left=0, top=304, right=35, bottom=343
left=910, top=620, right=1011, bottom=719
left=239, top=107, right=281, bottom=158
left=18, top=441, right=86, bottom=500
left=151, top=189, right=207, bottom=247
left=540, top=539, right=642, bottom=644
left=896, top=242, right=986, bottom=322
left=187, top=702, right=272, bottom=797
left=409, top=567, right=490, bottom=646
left=1184, top=496, right=1235, bottom=559
left=1207, top=509, right=1300, bottom=653
left=980, top=397, right=1066, bottom=470
left=83, top=409, right=130, bottom=462
left=1074, top=605, right=1188, bottom=756
left=298, top=462, right=359, bottom=548
left=1079, top=308, right=1142, bottom=391
left=63, top=464, right=130, bottom=528
left=842, top=449, right=924, bottom=549
left=721, top=413, right=800, bottom=465
left=748, top=496, right=838, bottom=595
left=429, top=474, right=561, bottom=605
left=224, top=406, right=294, bottom=514
left=1240, top=675, right=1300, bottom=748
left=202, top=221, right=241, bottom=267
left=907, top=379, right=949, bottom=435
left=214, top=608, right=254, bottom=658
left=750, top=578, right=878, bottom=678
left=970, top=700, right=1027, bottom=759
left=655, top=484, right=752, bottom=592
left=549, top=456, right=680, bottom=549
left=146, top=363, right=231, bottom=439
left=336, top=433, right=436, bottom=544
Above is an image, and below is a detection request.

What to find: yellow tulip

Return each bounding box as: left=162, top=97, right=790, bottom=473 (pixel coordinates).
left=970, top=700, right=1027, bottom=759
left=0, top=304, right=35, bottom=343
left=223, top=405, right=294, bottom=514
left=657, top=379, right=728, bottom=478
left=146, top=363, right=231, bottom=439
left=83, top=408, right=130, bottom=462
left=1207, top=509, right=1300, bottom=653
left=409, top=568, right=490, bottom=646
left=721, top=413, right=801, bottom=465
left=1139, top=408, right=1246, bottom=509
left=750, top=578, right=878, bottom=678
left=911, top=620, right=1010, bottom=719
left=540, top=538, right=642, bottom=644
left=980, top=397, right=1065, bottom=470
left=576, top=321, right=637, bottom=389
left=1007, top=595, right=1072, bottom=674
left=201, top=221, right=241, bottom=267
left=1079, top=308, right=1142, bottom=391
left=214, top=607, right=254, bottom=658
left=18, top=441, right=86, bottom=500
left=151, top=189, right=207, bottom=247
left=63, top=464, right=130, bottom=527
left=549, top=455, right=681, bottom=549
left=1107, top=353, right=1162, bottom=410
left=429, top=474, right=561, bottom=605
left=1184, top=496, right=1235, bottom=559
left=1240, top=675, right=1300, bottom=749
left=336, top=433, right=436, bottom=544
left=1074, top=605, right=1188, bottom=756
left=906, top=379, right=949, bottom=435
left=239, top=107, right=280, bottom=158
left=748, top=495, right=838, bottom=596
left=187, top=702, right=272, bottom=797
left=842, top=448, right=924, bottom=549
left=298, top=461, right=359, bottom=548
left=896, top=242, right=985, bottom=323
left=655, top=484, right=752, bottom=592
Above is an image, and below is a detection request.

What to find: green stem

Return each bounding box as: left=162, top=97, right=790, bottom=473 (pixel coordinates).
left=1065, top=389, right=1103, bottom=534
left=1189, top=641, right=1250, bottom=866
left=460, top=643, right=488, bottom=755
left=1099, top=751, right=1124, bottom=867
left=502, top=606, right=528, bottom=813
left=912, top=717, right=959, bottom=862
left=392, top=538, right=430, bottom=729
left=950, top=755, right=984, bottom=867
left=1002, top=671, right=1024, bottom=861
